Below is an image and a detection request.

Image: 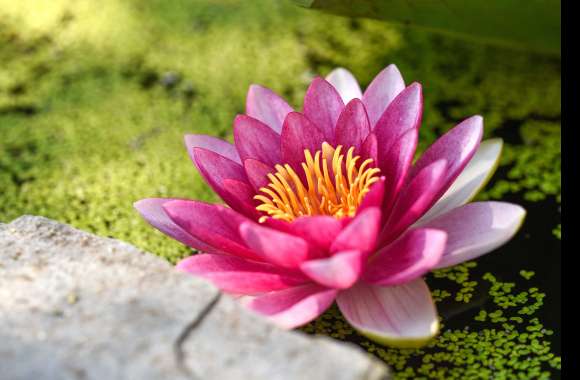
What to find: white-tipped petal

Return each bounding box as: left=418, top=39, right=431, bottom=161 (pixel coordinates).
left=326, top=67, right=363, bottom=103
left=337, top=279, right=439, bottom=348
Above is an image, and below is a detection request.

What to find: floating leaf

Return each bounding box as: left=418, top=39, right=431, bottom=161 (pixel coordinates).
left=294, top=0, right=561, bottom=54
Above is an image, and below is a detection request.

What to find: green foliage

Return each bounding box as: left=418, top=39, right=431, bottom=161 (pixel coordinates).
left=299, top=0, right=561, bottom=54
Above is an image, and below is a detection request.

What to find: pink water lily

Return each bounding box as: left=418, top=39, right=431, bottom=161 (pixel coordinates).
left=135, top=65, right=525, bottom=348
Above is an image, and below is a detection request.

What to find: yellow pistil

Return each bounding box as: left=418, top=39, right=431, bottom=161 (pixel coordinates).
left=254, top=142, right=381, bottom=223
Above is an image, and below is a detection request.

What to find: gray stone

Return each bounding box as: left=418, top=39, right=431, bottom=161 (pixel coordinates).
left=0, top=216, right=390, bottom=380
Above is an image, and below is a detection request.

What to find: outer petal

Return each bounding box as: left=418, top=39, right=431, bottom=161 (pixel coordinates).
left=303, top=77, right=345, bottom=142
left=162, top=200, right=259, bottom=260
left=184, top=134, right=241, bottom=165
left=245, top=284, right=337, bottom=329
left=335, top=99, right=371, bottom=154
left=193, top=147, right=254, bottom=215
left=300, top=250, right=363, bottom=289
left=326, top=67, right=363, bottom=103
left=239, top=222, right=310, bottom=269
left=176, top=254, right=308, bottom=295
left=415, top=202, right=526, bottom=269
left=407, top=115, right=484, bottom=206
left=362, top=64, right=406, bottom=127
left=381, top=160, right=447, bottom=244
left=234, top=115, right=281, bottom=165
left=363, top=228, right=447, bottom=286
left=134, top=198, right=224, bottom=254
left=246, top=84, right=293, bottom=133
left=243, top=158, right=272, bottom=191
left=337, top=279, right=439, bottom=348
left=416, top=139, right=503, bottom=224
left=281, top=112, right=325, bottom=173
left=330, top=207, right=381, bottom=255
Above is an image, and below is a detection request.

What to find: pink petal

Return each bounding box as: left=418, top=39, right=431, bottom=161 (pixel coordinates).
left=330, top=207, right=381, bottom=255
left=184, top=134, right=241, bottom=165
left=415, top=202, right=526, bottom=269
left=335, top=98, right=371, bottom=153
left=408, top=115, right=484, bottom=205
left=193, top=147, right=255, bottom=215
left=176, top=254, right=308, bottom=295
left=281, top=112, right=325, bottom=173
left=416, top=138, right=503, bottom=224
left=246, top=284, right=337, bottom=329
left=243, top=158, right=273, bottom=191
left=360, top=132, right=378, bottom=163
left=372, top=83, right=421, bottom=213
left=134, top=198, right=225, bottom=254
left=193, top=147, right=246, bottom=183
left=362, top=64, right=406, bottom=128
left=221, top=179, right=261, bottom=220
left=303, top=77, right=345, bottom=142
left=363, top=228, right=447, bottom=286
left=234, top=115, right=281, bottom=165
left=358, top=177, right=386, bottom=211
left=162, top=200, right=260, bottom=260
left=300, top=250, right=363, bottom=289
left=374, top=82, right=422, bottom=136
left=380, top=160, right=447, bottom=244
left=246, top=84, right=293, bottom=133
left=337, top=279, right=439, bottom=348
left=380, top=128, right=419, bottom=215
left=325, top=67, right=363, bottom=103
left=287, top=215, right=344, bottom=252
left=239, top=221, right=310, bottom=269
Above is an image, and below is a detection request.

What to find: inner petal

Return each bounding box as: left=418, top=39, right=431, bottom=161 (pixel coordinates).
left=255, top=142, right=381, bottom=222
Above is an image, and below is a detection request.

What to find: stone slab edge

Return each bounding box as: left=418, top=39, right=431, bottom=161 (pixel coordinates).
left=0, top=215, right=390, bottom=380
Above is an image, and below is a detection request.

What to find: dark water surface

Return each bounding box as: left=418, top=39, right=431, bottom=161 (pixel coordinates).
left=434, top=194, right=561, bottom=354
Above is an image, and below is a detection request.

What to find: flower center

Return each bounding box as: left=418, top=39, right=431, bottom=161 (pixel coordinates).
left=254, top=142, right=381, bottom=223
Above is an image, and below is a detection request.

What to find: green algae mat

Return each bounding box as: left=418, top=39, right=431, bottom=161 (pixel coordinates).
left=0, top=1, right=560, bottom=378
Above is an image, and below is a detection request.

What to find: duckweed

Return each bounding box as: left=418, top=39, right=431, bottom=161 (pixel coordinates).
left=304, top=265, right=560, bottom=379
left=520, top=270, right=536, bottom=280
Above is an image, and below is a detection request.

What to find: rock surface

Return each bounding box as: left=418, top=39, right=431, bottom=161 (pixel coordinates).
left=0, top=216, right=390, bottom=380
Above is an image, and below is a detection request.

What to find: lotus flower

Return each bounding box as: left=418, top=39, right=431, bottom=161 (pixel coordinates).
left=135, top=65, right=525, bottom=347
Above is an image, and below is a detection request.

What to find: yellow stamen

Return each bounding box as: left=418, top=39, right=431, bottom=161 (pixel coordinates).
left=255, top=142, right=381, bottom=223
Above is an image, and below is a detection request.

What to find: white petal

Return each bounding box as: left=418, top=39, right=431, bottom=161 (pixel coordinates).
left=337, top=279, right=439, bottom=348
left=362, top=64, right=405, bottom=127
left=418, top=201, right=526, bottom=269
left=416, top=138, right=503, bottom=225
left=325, top=68, right=363, bottom=103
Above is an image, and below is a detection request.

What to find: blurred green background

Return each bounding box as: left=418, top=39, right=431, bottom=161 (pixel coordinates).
left=0, top=0, right=561, bottom=378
